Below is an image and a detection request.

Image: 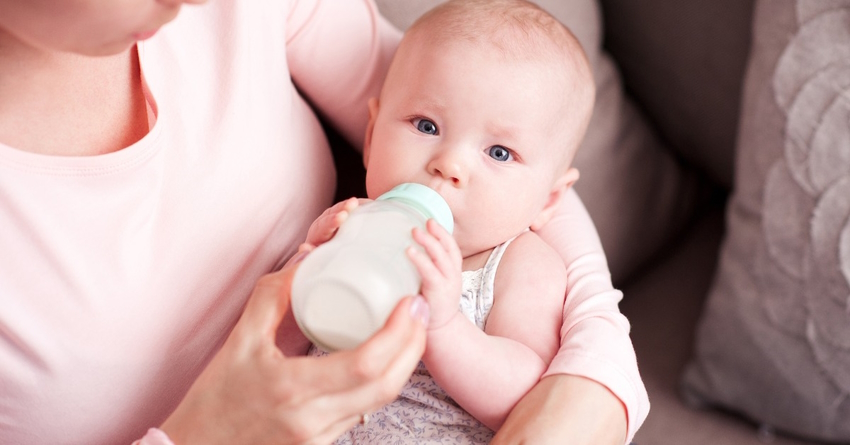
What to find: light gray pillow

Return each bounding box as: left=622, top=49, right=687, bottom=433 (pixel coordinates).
left=375, top=0, right=698, bottom=284
left=682, top=0, right=850, bottom=441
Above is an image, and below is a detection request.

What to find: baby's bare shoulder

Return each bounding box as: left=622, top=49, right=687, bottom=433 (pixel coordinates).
left=487, top=231, right=567, bottom=363
left=502, top=232, right=566, bottom=277
left=495, top=231, right=567, bottom=299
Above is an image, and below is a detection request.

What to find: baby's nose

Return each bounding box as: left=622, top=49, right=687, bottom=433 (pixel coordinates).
left=427, top=149, right=467, bottom=187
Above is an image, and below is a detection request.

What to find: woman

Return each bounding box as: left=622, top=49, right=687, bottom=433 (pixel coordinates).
left=0, top=0, right=640, bottom=443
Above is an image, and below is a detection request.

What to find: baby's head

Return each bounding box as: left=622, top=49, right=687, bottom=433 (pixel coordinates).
left=363, top=0, right=595, bottom=258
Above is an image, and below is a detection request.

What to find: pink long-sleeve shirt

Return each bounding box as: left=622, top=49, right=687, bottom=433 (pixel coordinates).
left=0, top=1, right=648, bottom=444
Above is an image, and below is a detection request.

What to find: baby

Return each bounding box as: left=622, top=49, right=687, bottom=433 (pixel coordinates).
left=287, top=0, right=595, bottom=442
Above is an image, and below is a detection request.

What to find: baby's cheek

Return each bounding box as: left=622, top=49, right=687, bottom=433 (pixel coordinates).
left=453, top=228, right=477, bottom=258
left=364, top=165, right=404, bottom=200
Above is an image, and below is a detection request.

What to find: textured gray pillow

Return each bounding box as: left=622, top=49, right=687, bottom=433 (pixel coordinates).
left=375, top=0, right=698, bottom=284
left=682, top=0, right=850, bottom=441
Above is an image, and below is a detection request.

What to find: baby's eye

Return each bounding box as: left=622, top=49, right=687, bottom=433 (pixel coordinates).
left=413, top=118, right=439, bottom=135
left=487, top=145, right=513, bottom=162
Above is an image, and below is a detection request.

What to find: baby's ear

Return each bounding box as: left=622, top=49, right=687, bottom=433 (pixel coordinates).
left=362, top=98, right=380, bottom=168
left=530, top=168, right=580, bottom=231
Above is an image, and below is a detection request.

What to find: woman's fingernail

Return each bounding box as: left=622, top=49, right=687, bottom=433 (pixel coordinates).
left=410, top=295, right=430, bottom=326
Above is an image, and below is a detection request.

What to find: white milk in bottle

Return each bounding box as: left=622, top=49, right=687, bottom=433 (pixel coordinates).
left=291, top=183, right=453, bottom=352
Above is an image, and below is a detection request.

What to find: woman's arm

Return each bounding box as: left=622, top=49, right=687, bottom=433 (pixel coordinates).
left=494, top=374, right=627, bottom=445
left=494, top=188, right=649, bottom=445
left=286, top=0, right=402, bottom=150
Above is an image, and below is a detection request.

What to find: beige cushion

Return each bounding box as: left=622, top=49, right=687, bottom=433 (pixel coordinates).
left=374, top=0, right=698, bottom=283
left=682, top=0, right=850, bottom=441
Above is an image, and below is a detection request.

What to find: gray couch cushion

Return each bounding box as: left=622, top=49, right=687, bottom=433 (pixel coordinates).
left=599, top=0, right=755, bottom=188
left=682, top=0, right=850, bottom=441
left=621, top=208, right=812, bottom=445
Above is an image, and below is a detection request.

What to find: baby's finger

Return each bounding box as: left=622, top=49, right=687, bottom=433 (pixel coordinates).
left=426, top=219, right=463, bottom=265
left=342, top=197, right=364, bottom=211
left=328, top=198, right=362, bottom=229
left=411, top=226, right=454, bottom=276
left=306, top=197, right=360, bottom=244
left=407, top=244, right=442, bottom=287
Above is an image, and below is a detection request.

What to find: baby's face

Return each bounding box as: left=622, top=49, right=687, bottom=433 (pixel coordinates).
left=364, top=35, right=582, bottom=258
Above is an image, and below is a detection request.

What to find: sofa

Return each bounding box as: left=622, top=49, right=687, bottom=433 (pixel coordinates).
left=334, top=1, right=850, bottom=443
left=600, top=1, right=850, bottom=443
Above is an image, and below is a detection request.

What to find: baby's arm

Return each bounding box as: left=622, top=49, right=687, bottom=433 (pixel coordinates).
left=408, top=221, right=566, bottom=430
left=494, top=188, right=648, bottom=445
left=484, top=232, right=566, bottom=364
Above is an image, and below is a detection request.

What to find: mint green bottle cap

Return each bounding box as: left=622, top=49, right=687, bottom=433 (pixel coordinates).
left=376, top=183, right=454, bottom=234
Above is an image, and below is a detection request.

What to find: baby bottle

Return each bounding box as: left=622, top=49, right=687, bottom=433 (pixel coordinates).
left=291, top=183, right=454, bottom=352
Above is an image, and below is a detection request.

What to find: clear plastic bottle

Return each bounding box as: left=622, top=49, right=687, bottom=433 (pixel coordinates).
left=291, top=183, right=454, bottom=352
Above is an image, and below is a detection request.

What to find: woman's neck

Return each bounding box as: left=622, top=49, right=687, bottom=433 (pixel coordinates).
left=0, top=29, right=149, bottom=156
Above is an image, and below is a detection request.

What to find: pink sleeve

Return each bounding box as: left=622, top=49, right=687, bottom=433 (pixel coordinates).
left=132, top=429, right=174, bottom=445
left=286, top=0, right=402, bottom=149
left=536, top=188, right=650, bottom=444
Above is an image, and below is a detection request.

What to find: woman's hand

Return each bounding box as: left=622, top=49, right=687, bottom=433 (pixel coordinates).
left=161, top=257, right=429, bottom=445
left=492, top=374, right=627, bottom=445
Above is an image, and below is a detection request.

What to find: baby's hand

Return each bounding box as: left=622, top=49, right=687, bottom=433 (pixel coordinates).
left=407, top=219, right=463, bottom=330
left=304, top=197, right=365, bottom=247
